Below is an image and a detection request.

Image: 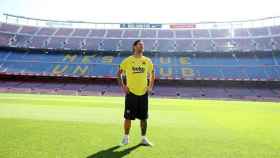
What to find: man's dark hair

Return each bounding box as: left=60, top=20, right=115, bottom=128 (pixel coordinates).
left=132, top=40, right=143, bottom=52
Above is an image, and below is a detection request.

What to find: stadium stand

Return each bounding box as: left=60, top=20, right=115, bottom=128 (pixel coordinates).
left=1, top=22, right=280, bottom=52
left=0, top=17, right=280, bottom=101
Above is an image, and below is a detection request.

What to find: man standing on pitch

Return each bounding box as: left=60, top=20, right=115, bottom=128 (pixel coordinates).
left=117, top=40, right=155, bottom=146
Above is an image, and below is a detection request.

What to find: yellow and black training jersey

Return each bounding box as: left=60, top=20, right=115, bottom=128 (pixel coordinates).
left=120, top=55, right=154, bottom=96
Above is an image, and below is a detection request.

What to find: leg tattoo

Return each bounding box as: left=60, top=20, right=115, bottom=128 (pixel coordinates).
left=140, top=119, right=147, bottom=136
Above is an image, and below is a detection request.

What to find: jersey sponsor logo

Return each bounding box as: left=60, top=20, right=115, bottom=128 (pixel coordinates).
left=132, top=66, right=145, bottom=73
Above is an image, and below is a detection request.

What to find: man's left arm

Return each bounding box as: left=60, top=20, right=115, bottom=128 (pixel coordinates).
left=147, top=61, right=155, bottom=93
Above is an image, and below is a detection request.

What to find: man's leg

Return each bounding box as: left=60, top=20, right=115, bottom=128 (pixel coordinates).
left=140, top=119, right=147, bottom=136
left=140, top=93, right=148, bottom=137
left=139, top=93, right=153, bottom=146
left=124, top=119, right=131, bottom=135
left=120, top=119, right=131, bottom=146
left=140, top=119, right=153, bottom=146
left=121, top=92, right=137, bottom=146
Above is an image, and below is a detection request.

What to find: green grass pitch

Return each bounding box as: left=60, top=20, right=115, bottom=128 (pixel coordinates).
left=0, top=93, right=279, bottom=158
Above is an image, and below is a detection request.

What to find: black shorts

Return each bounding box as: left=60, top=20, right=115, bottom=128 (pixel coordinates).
left=124, top=91, right=148, bottom=120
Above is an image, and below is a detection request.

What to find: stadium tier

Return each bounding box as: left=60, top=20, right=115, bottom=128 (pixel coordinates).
left=0, top=50, right=280, bottom=81
left=1, top=22, right=280, bottom=52
left=0, top=80, right=279, bottom=100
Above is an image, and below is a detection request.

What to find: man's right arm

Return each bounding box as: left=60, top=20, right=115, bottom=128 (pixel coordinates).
left=117, top=67, right=129, bottom=94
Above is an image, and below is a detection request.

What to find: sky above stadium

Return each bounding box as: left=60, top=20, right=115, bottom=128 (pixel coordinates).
left=0, top=0, right=280, bottom=23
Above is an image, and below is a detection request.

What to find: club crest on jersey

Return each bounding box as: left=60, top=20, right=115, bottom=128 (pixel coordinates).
left=132, top=66, right=145, bottom=73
